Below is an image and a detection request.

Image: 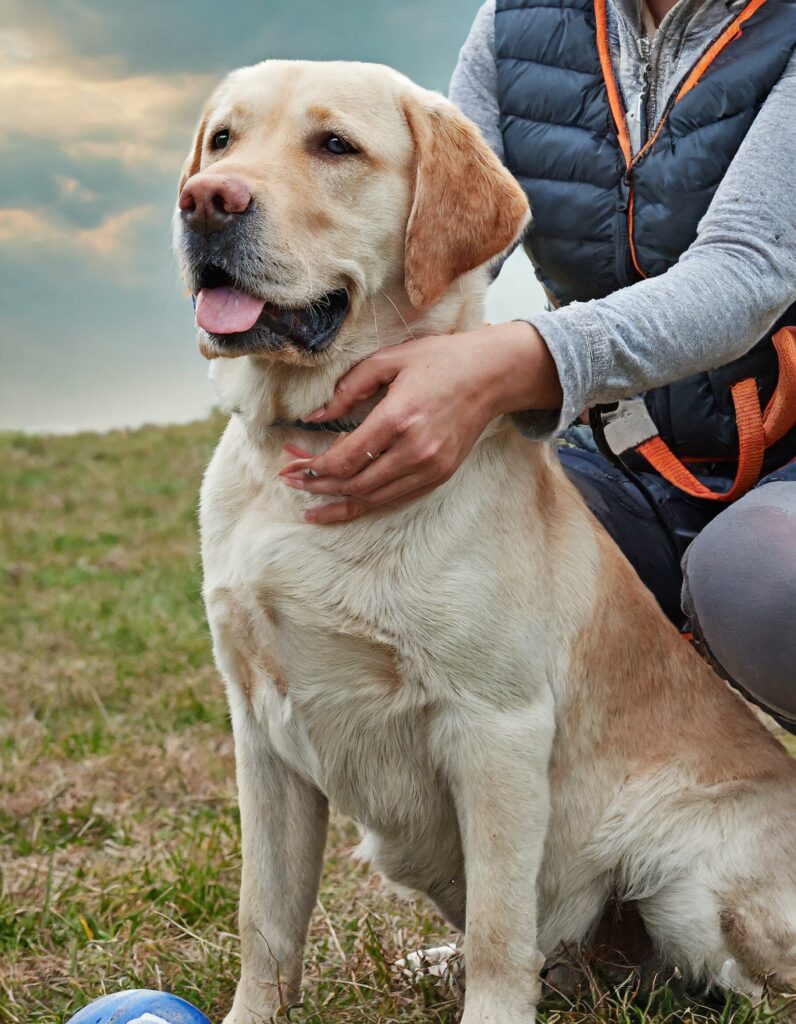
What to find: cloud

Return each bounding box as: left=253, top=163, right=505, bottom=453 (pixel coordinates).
left=0, top=27, right=35, bottom=64
left=0, top=23, right=207, bottom=283
left=0, top=203, right=156, bottom=270
left=1, top=48, right=213, bottom=173
left=1, top=0, right=476, bottom=84
left=79, top=204, right=155, bottom=258
left=56, top=176, right=99, bottom=203
left=0, top=208, right=51, bottom=244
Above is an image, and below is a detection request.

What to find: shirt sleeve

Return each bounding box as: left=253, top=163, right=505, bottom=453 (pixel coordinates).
left=525, top=52, right=796, bottom=437
left=449, top=0, right=505, bottom=161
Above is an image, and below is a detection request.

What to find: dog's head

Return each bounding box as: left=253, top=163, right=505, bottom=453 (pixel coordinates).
left=174, top=60, right=529, bottom=362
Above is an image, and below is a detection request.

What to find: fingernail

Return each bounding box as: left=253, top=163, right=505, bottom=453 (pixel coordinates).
left=306, top=406, right=327, bottom=422
left=279, top=460, right=310, bottom=476
left=304, top=510, right=317, bottom=523
left=282, top=476, right=304, bottom=489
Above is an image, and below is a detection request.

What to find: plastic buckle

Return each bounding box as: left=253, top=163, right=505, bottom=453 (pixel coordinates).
left=601, top=399, right=659, bottom=455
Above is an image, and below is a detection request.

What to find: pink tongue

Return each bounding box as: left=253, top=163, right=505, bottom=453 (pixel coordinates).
left=195, top=286, right=266, bottom=334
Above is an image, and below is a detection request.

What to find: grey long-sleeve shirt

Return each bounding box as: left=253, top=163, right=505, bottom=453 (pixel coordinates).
left=450, top=0, right=796, bottom=436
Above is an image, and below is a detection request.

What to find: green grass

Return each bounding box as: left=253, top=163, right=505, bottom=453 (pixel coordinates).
left=0, top=416, right=793, bottom=1024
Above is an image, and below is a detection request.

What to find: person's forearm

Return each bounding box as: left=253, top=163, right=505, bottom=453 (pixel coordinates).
left=532, top=204, right=796, bottom=434
left=449, top=1, right=504, bottom=162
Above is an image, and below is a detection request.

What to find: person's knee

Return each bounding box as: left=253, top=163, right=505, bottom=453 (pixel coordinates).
left=681, top=482, right=796, bottom=724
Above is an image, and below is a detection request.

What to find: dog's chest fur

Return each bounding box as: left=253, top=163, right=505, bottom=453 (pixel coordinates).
left=200, top=417, right=570, bottom=836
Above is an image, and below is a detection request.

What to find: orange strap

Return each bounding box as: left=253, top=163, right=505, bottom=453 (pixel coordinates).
left=636, top=328, right=796, bottom=502
left=763, top=327, right=796, bottom=446
left=637, top=378, right=765, bottom=502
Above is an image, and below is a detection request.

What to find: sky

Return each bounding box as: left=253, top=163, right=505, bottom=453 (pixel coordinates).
left=1, top=0, right=545, bottom=433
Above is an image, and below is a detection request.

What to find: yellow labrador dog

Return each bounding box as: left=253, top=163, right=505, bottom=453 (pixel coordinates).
left=173, top=60, right=796, bottom=1024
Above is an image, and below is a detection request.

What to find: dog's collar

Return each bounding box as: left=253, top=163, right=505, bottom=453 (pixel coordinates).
left=271, top=417, right=358, bottom=434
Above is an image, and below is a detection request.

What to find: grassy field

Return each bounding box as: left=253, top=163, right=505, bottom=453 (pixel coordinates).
left=1, top=416, right=793, bottom=1024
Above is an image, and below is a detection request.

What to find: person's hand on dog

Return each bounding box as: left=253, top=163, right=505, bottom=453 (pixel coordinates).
left=279, top=321, right=562, bottom=524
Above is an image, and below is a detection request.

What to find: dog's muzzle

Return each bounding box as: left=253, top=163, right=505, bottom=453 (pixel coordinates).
left=178, top=205, right=350, bottom=357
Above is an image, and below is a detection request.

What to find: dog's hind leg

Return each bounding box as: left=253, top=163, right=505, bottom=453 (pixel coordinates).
left=637, top=875, right=796, bottom=999
left=224, top=703, right=329, bottom=1024
left=718, top=889, right=796, bottom=1000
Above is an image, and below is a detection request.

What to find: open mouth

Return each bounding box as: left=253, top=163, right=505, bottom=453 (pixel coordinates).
left=194, top=265, right=350, bottom=355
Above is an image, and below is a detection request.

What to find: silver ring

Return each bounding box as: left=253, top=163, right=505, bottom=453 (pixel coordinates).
left=304, top=468, right=318, bottom=478
left=366, top=451, right=376, bottom=462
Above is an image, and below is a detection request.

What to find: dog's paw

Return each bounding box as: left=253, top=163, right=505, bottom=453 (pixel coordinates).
left=460, top=1005, right=536, bottom=1024
left=460, top=980, right=541, bottom=1024
left=222, top=1011, right=281, bottom=1024
left=222, top=997, right=286, bottom=1024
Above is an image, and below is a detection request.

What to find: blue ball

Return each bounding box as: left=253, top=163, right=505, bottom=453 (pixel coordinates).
left=66, top=990, right=212, bottom=1024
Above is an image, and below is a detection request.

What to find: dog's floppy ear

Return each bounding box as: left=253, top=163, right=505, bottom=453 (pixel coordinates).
left=401, top=94, right=530, bottom=311
left=178, top=111, right=209, bottom=194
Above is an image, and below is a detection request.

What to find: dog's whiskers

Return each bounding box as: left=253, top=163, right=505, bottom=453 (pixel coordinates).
left=379, top=290, right=417, bottom=341
left=302, top=254, right=315, bottom=297
left=370, top=298, right=380, bottom=348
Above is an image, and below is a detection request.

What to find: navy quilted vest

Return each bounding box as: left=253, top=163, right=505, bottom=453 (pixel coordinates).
left=495, top=0, right=796, bottom=467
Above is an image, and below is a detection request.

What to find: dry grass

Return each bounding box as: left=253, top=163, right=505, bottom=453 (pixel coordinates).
left=1, top=416, right=793, bottom=1024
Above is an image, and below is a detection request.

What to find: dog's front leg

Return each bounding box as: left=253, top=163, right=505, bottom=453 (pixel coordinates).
left=441, top=700, right=554, bottom=1024
left=225, top=707, right=328, bottom=1024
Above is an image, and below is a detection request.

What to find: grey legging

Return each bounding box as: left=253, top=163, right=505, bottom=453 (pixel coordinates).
left=681, top=480, right=796, bottom=730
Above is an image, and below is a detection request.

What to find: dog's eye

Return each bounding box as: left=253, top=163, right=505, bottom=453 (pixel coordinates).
left=211, top=129, right=230, bottom=150
left=323, top=134, right=358, bottom=156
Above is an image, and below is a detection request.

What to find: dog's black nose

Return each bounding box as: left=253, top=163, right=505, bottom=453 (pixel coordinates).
left=179, top=174, right=252, bottom=236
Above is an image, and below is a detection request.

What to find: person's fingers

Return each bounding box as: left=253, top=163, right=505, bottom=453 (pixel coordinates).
left=280, top=398, right=410, bottom=481
left=305, top=475, right=437, bottom=525
left=304, top=499, right=366, bottom=525
left=359, top=475, right=437, bottom=507
left=303, top=347, right=405, bottom=424
left=282, top=442, right=429, bottom=498
left=279, top=432, right=349, bottom=476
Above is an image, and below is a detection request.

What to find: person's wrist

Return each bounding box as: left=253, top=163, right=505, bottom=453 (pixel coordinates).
left=484, top=321, right=563, bottom=418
